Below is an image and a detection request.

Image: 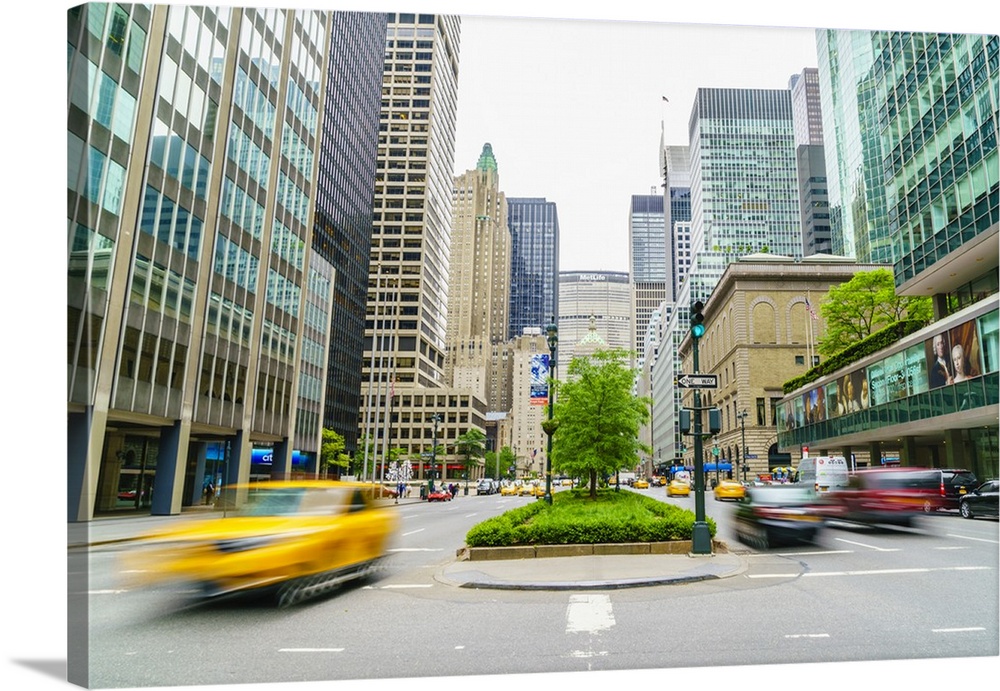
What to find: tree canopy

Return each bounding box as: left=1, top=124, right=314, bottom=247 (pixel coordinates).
left=321, top=428, right=350, bottom=477
left=817, top=268, right=932, bottom=357
left=455, top=429, right=486, bottom=478
left=550, top=349, right=651, bottom=498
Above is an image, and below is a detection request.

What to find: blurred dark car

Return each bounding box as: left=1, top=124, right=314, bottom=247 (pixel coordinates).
left=733, top=485, right=825, bottom=549
left=938, top=469, right=978, bottom=510
left=959, top=479, right=998, bottom=520
left=824, top=467, right=944, bottom=527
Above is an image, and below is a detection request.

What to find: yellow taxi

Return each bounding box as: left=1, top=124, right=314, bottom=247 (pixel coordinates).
left=714, top=479, right=747, bottom=501
left=499, top=484, right=519, bottom=496
left=667, top=479, right=691, bottom=497
left=528, top=483, right=547, bottom=497
left=120, top=481, right=399, bottom=607
left=633, top=478, right=650, bottom=489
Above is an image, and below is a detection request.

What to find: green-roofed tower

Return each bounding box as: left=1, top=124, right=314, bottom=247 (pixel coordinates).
left=476, top=142, right=498, bottom=172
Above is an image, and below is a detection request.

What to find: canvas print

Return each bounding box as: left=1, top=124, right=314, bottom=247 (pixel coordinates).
left=44, top=1, right=1000, bottom=691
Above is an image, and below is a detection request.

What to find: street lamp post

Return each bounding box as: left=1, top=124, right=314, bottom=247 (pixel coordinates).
left=543, top=321, right=559, bottom=505
left=738, top=409, right=749, bottom=483
left=429, top=413, right=442, bottom=493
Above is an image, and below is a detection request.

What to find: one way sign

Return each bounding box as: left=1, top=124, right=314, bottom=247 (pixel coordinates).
left=676, top=373, right=718, bottom=389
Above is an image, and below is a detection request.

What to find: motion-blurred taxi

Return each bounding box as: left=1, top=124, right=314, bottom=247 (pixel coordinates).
left=713, top=480, right=746, bottom=501
left=633, top=479, right=650, bottom=489
left=500, top=484, right=519, bottom=496
left=666, top=479, right=690, bottom=497
left=120, top=481, right=399, bottom=607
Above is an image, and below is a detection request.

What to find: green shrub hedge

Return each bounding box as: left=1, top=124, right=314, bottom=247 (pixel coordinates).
left=464, top=489, right=716, bottom=547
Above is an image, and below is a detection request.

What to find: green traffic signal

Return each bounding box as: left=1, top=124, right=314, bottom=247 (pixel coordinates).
left=690, top=300, right=705, bottom=338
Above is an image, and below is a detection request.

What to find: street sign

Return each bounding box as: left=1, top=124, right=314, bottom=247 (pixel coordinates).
left=745, top=454, right=758, bottom=459
left=676, top=373, right=718, bottom=389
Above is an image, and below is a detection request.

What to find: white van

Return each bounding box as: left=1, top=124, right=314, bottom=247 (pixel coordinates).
left=797, top=456, right=850, bottom=493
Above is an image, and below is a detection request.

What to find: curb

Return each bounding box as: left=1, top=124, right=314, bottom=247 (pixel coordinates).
left=437, top=571, right=728, bottom=591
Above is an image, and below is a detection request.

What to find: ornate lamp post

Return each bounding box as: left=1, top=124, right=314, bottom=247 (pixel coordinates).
left=738, top=409, right=749, bottom=483
left=542, top=321, right=559, bottom=505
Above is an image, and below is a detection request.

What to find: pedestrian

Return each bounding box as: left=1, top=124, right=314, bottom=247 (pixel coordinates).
left=204, top=482, right=214, bottom=505
left=450, top=483, right=458, bottom=499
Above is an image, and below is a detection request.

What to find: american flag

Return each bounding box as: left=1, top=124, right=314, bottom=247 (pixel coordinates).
left=805, top=299, right=819, bottom=321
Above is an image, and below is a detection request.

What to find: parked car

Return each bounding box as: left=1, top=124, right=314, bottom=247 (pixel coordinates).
left=666, top=479, right=690, bottom=497
left=824, top=467, right=944, bottom=526
left=120, top=481, right=399, bottom=607
left=713, top=480, right=746, bottom=501
left=938, top=469, right=978, bottom=510
left=476, top=478, right=497, bottom=495
left=959, top=479, right=998, bottom=519
left=733, top=485, right=824, bottom=549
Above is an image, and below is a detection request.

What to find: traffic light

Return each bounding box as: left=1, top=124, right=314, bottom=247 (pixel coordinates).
left=690, top=301, right=705, bottom=338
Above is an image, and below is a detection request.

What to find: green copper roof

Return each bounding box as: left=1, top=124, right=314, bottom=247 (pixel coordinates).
left=476, top=143, right=498, bottom=172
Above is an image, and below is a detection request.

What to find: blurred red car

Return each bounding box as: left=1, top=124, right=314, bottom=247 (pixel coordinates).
left=824, top=467, right=944, bottom=526
left=426, top=489, right=452, bottom=502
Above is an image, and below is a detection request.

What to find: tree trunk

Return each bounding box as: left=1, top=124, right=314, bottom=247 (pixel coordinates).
left=589, top=469, right=598, bottom=498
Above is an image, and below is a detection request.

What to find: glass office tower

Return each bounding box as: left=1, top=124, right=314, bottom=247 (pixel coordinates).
left=68, top=5, right=335, bottom=521
left=779, top=30, right=998, bottom=480
left=507, top=197, right=560, bottom=339
left=310, top=10, right=388, bottom=458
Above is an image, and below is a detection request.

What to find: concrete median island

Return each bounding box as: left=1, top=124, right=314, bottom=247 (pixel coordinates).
left=459, top=540, right=729, bottom=561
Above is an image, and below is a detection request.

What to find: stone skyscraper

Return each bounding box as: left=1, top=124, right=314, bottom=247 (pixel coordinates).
left=446, top=143, right=512, bottom=406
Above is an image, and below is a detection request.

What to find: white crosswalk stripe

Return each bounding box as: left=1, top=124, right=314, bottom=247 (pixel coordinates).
left=565, top=594, right=615, bottom=633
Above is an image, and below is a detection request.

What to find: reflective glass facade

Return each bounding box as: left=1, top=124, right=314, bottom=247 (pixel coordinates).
left=311, top=10, right=388, bottom=455
left=876, top=32, right=999, bottom=287
left=507, top=197, right=560, bottom=340
left=68, top=4, right=338, bottom=523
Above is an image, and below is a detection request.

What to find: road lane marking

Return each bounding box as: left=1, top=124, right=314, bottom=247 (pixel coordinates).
left=747, top=565, right=992, bottom=579
left=946, top=533, right=999, bottom=544
left=934, top=546, right=969, bottom=550
left=89, top=590, right=128, bottom=594
left=279, top=648, right=345, bottom=653
left=784, top=633, right=829, bottom=639
left=401, top=528, right=425, bottom=537
left=387, top=548, right=442, bottom=552
left=566, top=594, right=615, bottom=634
left=464, top=513, right=479, bottom=518
left=834, top=538, right=900, bottom=552
left=746, top=550, right=854, bottom=557
left=932, top=627, right=986, bottom=633
left=569, top=651, right=609, bottom=658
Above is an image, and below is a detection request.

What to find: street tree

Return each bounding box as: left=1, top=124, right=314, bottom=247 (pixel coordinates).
left=550, top=349, right=652, bottom=498
left=321, top=428, right=350, bottom=478
left=498, top=446, right=517, bottom=480
left=817, top=268, right=932, bottom=357
left=455, top=429, right=486, bottom=482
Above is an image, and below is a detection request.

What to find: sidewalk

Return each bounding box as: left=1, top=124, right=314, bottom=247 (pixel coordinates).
left=70, top=497, right=748, bottom=591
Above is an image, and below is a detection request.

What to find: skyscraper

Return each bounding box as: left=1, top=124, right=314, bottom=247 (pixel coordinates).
left=557, top=271, right=632, bottom=372
left=446, top=143, right=512, bottom=406
left=67, top=5, right=336, bottom=523
left=686, top=87, right=802, bottom=305
left=310, top=10, right=388, bottom=460
left=507, top=197, right=560, bottom=339
left=358, top=13, right=469, bottom=481
left=629, top=194, right=667, bottom=366
left=816, top=29, right=888, bottom=263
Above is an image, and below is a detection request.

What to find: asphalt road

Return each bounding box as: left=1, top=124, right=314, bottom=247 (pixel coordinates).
left=78, top=488, right=998, bottom=689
